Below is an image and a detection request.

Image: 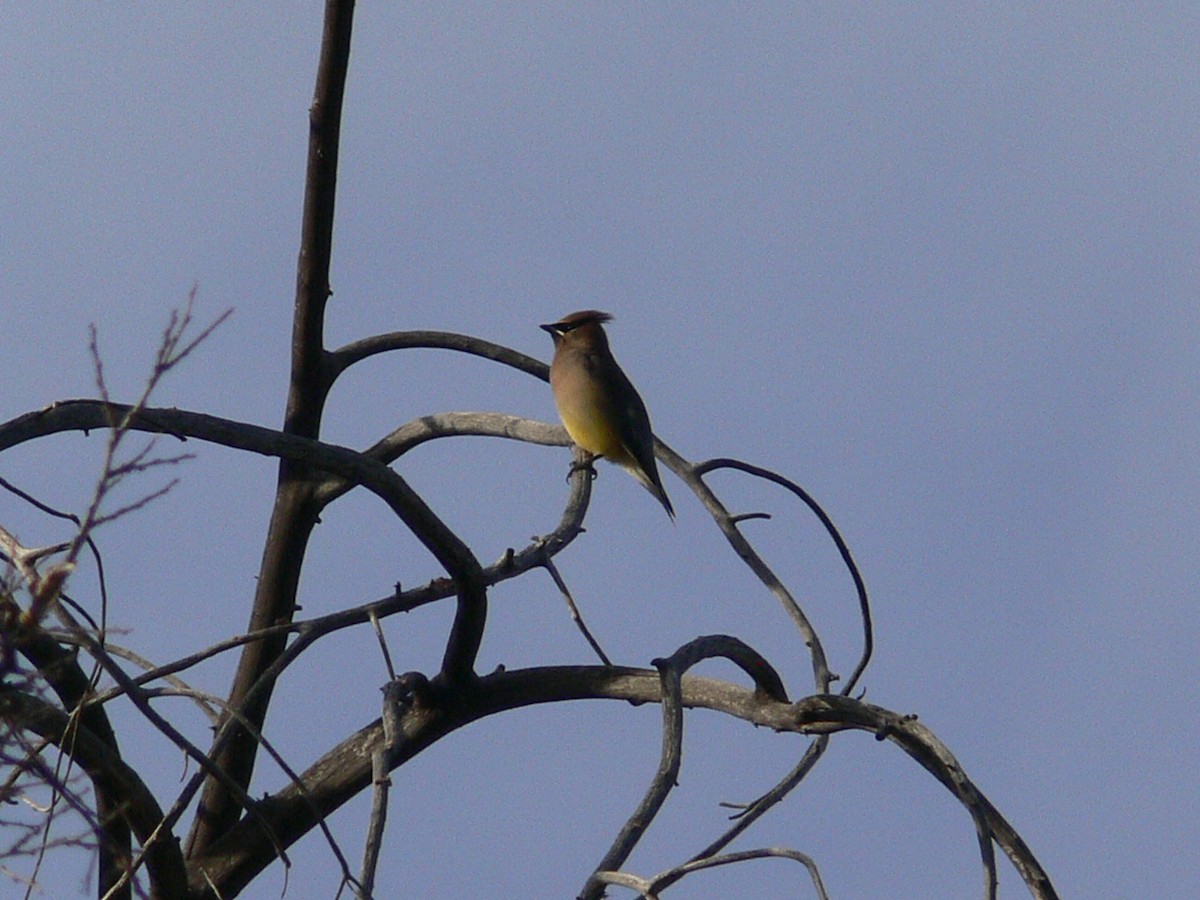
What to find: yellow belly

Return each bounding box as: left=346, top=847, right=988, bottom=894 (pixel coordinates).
left=558, top=400, right=629, bottom=462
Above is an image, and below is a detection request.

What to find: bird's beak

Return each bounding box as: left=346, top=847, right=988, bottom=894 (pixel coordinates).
left=539, top=323, right=558, bottom=335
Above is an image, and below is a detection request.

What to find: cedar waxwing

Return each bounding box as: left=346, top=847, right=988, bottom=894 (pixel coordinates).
left=541, top=310, right=675, bottom=519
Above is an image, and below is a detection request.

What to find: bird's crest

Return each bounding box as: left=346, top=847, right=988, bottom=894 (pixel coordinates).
left=546, top=309, right=613, bottom=334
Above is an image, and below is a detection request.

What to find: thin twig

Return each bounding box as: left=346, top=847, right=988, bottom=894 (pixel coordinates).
left=368, top=610, right=397, bottom=682
left=650, top=847, right=829, bottom=899
left=360, top=675, right=422, bottom=898
left=538, top=554, right=611, bottom=666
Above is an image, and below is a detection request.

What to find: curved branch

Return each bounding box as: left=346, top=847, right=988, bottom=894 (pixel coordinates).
left=662, top=634, right=789, bottom=703
left=695, top=457, right=873, bottom=697
left=654, top=847, right=829, bottom=899
left=592, top=847, right=830, bottom=900
left=788, top=695, right=1057, bottom=899
left=188, top=672, right=1056, bottom=899
left=582, top=636, right=787, bottom=900
left=0, top=402, right=484, bottom=647
left=312, top=412, right=566, bottom=507
left=326, top=330, right=548, bottom=383
left=658, top=443, right=834, bottom=694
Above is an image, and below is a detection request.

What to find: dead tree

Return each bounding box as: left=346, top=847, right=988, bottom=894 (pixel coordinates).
left=0, top=3, right=1057, bottom=898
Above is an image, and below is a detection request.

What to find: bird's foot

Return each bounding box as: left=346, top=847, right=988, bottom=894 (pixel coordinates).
left=566, top=457, right=600, bottom=483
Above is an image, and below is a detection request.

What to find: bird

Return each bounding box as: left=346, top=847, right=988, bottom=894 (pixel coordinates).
left=541, top=310, right=675, bottom=519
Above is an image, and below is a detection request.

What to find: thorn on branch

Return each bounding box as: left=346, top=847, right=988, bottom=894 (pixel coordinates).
left=730, top=511, right=772, bottom=525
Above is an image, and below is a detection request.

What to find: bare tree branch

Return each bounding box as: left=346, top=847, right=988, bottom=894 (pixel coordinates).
left=358, top=674, right=423, bottom=899
left=0, top=403, right=489, bottom=664
left=312, top=412, right=567, bottom=507
left=327, top=331, right=548, bottom=383
left=539, top=552, right=613, bottom=666
left=693, top=457, right=874, bottom=697
left=581, top=654, right=686, bottom=900
left=184, top=667, right=1056, bottom=899
left=591, top=847, right=829, bottom=900
left=188, top=0, right=358, bottom=855
left=3, top=5, right=1060, bottom=897
left=46, top=600, right=292, bottom=873
left=673, top=847, right=830, bottom=899
left=659, top=443, right=835, bottom=694
left=694, top=736, right=828, bottom=861
left=582, top=635, right=788, bottom=900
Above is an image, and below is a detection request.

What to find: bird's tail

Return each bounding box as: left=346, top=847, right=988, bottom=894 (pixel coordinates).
left=626, top=462, right=675, bottom=520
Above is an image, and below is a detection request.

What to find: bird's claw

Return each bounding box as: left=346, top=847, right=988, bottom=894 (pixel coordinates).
left=566, top=458, right=599, bottom=483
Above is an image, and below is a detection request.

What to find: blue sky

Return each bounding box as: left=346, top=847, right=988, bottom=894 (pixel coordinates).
left=3, top=4, right=1197, bottom=897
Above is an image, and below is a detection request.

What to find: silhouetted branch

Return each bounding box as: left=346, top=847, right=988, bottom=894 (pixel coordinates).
left=0, top=402, right=488, bottom=653
left=190, top=0, right=358, bottom=854
left=327, top=331, right=548, bottom=383
left=788, top=694, right=1056, bottom=899
left=46, top=601, right=291, bottom=875
left=698, top=736, right=828, bottom=856
left=581, top=635, right=788, bottom=899
left=359, top=674, right=424, bottom=899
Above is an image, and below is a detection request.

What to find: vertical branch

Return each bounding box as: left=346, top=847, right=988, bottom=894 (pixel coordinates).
left=188, top=0, right=357, bottom=856
left=580, top=656, right=685, bottom=900
left=581, top=637, right=786, bottom=900
left=360, top=674, right=424, bottom=897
